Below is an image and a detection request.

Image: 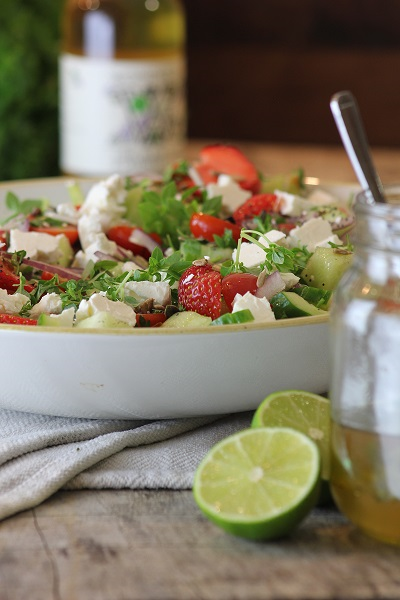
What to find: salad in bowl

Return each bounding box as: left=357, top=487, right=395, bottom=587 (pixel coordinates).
left=0, top=144, right=354, bottom=331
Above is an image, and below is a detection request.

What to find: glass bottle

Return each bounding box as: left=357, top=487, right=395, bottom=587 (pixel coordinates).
left=59, top=0, right=186, bottom=177
left=329, top=185, right=400, bottom=545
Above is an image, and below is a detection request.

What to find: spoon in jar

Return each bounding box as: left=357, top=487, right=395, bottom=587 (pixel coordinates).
left=330, top=90, right=387, bottom=204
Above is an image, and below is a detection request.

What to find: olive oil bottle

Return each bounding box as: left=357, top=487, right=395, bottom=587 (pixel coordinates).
left=59, top=0, right=186, bottom=176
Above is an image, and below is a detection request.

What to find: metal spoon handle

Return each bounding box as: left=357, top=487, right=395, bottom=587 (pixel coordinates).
left=330, top=90, right=386, bottom=203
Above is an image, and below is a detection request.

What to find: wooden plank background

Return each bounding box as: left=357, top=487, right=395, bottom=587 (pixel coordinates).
left=183, top=0, right=400, bottom=146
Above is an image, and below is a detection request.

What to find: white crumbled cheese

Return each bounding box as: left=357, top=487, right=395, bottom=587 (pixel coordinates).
left=275, top=190, right=309, bottom=217
left=8, top=230, right=73, bottom=266
left=0, top=289, right=29, bottom=314
left=124, top=281, right=171, bottom=306
left=29, top=293, right=63, bottom=318
left=232, top=242, right=266, bottom=269
left=77, top=174, right=126, bottom=250
left=288, top=217, right=343, bottom=252
left=232, top=291, right=276, bottom=323
left=118, top=261, right=143, bottom=273
left=263, top=229, right=286, bottom=245
left=279, top=272, right=300, bottom=290
left=307, top=189, right=338, bottom=206
left=206, top=175, right=251, bottom=212
left=41, top=307, right=75, bottom=327
left=76, top=214, right=104, bottom=250
left=72, top=233, right=119, bottom=268
left=75, top=292, right=136, bottom=326
left=54, top=203, right=79, bottom=225
left=79, top=174, right=126, bottom=216
left=232, top=234, right=275, bottom=269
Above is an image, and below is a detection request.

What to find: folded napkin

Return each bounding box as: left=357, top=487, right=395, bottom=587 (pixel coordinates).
left=0, top=408, right=252, bottom=521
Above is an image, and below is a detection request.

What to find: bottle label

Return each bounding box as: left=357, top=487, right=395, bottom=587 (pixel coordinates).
left=59, top=53, right=186, bottom=176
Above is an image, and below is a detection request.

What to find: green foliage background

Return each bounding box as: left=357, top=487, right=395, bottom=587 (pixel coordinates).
left=0, top=1, right=63, bottom=181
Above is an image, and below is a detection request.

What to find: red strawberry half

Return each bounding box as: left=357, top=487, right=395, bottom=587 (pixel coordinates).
left=178, top=264, right=222, bottom=320
left=233, top=193, right=279, bottom=226
left=196, top=144, right=261, bottom=194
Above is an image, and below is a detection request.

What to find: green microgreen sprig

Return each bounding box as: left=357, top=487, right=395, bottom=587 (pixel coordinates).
left=0, top=192, right=48, bottom=225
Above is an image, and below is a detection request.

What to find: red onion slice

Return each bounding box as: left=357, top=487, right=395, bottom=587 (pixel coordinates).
left=21, top=258, right=83, bottom=280
left=255, top=271, right=286, bottom=301
left=128, top=229, right=160, bottom=254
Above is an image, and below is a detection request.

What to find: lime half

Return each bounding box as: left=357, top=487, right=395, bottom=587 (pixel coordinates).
left=251, top=390, right=331, bottom=481
left=193, top=427, right=320, bottom=540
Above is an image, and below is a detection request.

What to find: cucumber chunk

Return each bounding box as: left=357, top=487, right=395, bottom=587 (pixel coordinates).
left=212, top=309, right=255, bottom=326
left=292, top=285, right=332, bottom=310
left=161, top=311, right=212, bottom=328
left=75, top=312, right=133, bottom=329
left=301, top=247, right=353, bottom=291
left=270, top=291, right=327, bottom=319
left=37, top=307, right=75, bottom=327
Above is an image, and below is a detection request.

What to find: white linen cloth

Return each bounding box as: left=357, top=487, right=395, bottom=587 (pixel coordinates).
left=0, top=408, right=252, bottom=521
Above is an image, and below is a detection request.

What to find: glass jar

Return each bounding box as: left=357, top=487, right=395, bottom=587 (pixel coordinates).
left=329, top=185, right=400, bottom=545
left=59, top=0, right=186, bottom=177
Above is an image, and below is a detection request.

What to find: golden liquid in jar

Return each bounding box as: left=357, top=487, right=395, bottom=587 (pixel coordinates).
left=62, top=0, right=185, bottom=60
left=330, top=420, right=400, bottom=545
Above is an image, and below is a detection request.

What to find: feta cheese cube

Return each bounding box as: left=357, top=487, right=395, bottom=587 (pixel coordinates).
left=206, top=175, right=251, bottom=212
left=75, top=292, right=136, bottom=326
left=307, top=189, right=338, bottom=206
left=232, top=242, right=266, bottom=269
left=80, top=174, right=126, bottom=216
left=288, top=217, right=343, bottom=252
left=275, top=190, right=309, bottom=217
left=29, top=293, right=63, bottom=318
left=232, top=291, right=276, bottom=323
left=8, top=230, right=73, bottom=266
left=232, top=232, right=285, bottom=269
left=263, top=229, right=286, bottom=245
left=124, top=281, right=171, bottom=306
left=77, top=175, right=126, bottom=250
left=72, top=233, right=119, bottom=268
left=0, top=289, right=29, bottom=314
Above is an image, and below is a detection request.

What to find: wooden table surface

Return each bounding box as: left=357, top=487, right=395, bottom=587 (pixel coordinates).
left=1, top=142, right=400, bottom=600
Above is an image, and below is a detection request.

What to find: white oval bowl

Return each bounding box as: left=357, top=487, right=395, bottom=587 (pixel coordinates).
left=0, top=178, right=357, bottom=419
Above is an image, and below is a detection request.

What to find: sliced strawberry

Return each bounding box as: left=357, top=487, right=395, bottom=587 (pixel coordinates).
left=197, top=144, right=261, bottom=194
left=0, top=255, right=34, bottom=293
left=233, top=193, right=279, bottom=226
left=221, top=273, right=258, bottom=311
left=194, top=162, right=218, bottom=186
left=178, top=264, right=222, bottom=320
left=0, top=231, right=8, bottom=247
left=0, top=314, right=37, bottom=326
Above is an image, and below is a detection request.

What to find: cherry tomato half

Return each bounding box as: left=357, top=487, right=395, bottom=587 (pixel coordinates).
left=30, top=225, right=80, bottom=245
left=221, top=273, right=258, bottom=311
left=190, top=213, right=242, bottom=243
left=107, top=225, right=162, bottom=259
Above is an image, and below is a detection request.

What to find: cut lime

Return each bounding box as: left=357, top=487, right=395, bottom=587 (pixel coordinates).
left=251, top=390, right=331, bottom=482
left=193, top=427, right=320, bottom=540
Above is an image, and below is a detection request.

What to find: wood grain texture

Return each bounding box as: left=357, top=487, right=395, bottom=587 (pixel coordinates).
left=1, top=490, right=400, bottom=600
